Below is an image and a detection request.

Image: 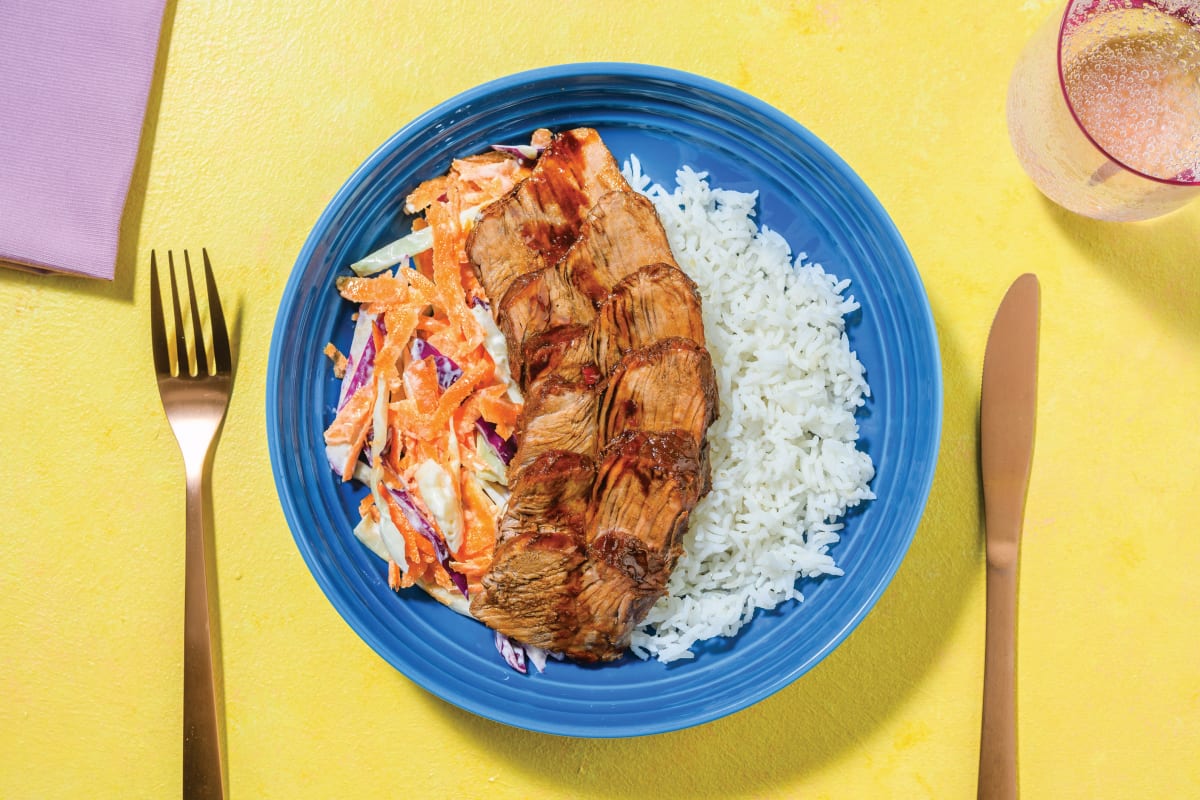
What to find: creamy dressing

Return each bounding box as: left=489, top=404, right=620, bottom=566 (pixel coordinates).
left=413, top=459, right=463, bottom=554
left=369, top=475, right=409, bottom=572
left=470, top=303, right=523, bottom=404
left=368, top=374, right=409, bottom=572
left=352, top=516, right=391, bottom=561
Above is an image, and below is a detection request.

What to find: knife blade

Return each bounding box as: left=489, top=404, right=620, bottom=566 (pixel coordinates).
left=977, top=272, right=1040, bottom=800
left=981, top=273, right=1040, bottom=566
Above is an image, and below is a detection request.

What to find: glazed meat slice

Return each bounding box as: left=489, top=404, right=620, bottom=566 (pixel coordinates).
left=587, top=430, right=704, bottom=553
left=598, top=338, right=719, bottom=450
left=473, top=452, right=596, bottom=650
left=509, top=375, right=599, bottom=479
left=520, top=324, right=597, bottom=387
left=557, top=430, right=705, bottom=661
left=466, top=128, right=629, bottom=304
left=469, top=523, right=589, bottom=653
left=593, top=263, right=706, bottom=374
left=497, top=266, right=596, bottom=376
left=495, top=190, right=675, bottom=373
left=556, top=190, right=678, bottom=305
left=473, top=430, right=704, bottom=662
left=497, top=450, right=595, bottom=544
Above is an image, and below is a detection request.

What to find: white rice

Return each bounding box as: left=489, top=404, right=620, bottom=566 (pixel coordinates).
left=621, top=156, right=876, bottom=663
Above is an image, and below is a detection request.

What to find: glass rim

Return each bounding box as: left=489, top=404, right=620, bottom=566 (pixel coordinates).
left=1056, top=0, right=1200, bottom=187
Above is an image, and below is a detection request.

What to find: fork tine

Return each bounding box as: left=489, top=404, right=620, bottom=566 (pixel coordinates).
left=202, top=249, right=232, bottom=375
left=149, top=251, right=171, bottom=375
left=183, top=251, right=209, bottom=377
left=167, top=251, right=188, bottom=377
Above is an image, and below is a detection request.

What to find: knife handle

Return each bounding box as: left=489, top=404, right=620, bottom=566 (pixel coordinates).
left=978, top=556, right=1018, bottom=800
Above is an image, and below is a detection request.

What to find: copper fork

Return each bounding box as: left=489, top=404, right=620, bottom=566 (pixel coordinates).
left=150, top=249, right=232, bottom=800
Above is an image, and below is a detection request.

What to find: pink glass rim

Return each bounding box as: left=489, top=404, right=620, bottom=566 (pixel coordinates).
left=1056, top=0, right=1200, bottom=186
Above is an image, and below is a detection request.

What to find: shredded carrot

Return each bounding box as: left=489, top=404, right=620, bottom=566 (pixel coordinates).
left=322, top=136, right=547, bottom=602
left=322, top=382, right=376, bottom=480
left=324, top=343, right=348, bottom=378
left=412, top=248, right=434, bottom=279
left=376, top=305, right=419, bottom=384
left=448, top=554, right=491, bottom=590
left=395, top=266, right=440, bottom=306
left=419, top=359, right=489, bottom=440
left=416, top=314, right=449, bottom=334
left=475, top=383, right=520, bottom=439
left=336, top=275, right=409, bottom=310
left=387, top=399, right=420, bottom=443
left=459, top=260, right=485, bottom=305
left=453, top=398, right=484, bottom=449
left=404, top=356, right=441, bottom=415
left=427, top=187, right=484, bottom=353
left=381, top=488, right=431, bottom=586
left=459, top=472, right=498, bottom=559
left=423, top=319, right=466, bottom=362
left=429, top=562, right=455, bottom=592
left=404, top=175, right=450, bottom=214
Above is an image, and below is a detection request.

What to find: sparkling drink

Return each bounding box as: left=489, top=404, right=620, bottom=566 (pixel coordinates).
left=1007, top=1, right=1200, bottom=220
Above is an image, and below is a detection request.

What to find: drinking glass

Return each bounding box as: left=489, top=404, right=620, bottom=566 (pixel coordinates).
left=1007, top=0, right=1200, bottom=221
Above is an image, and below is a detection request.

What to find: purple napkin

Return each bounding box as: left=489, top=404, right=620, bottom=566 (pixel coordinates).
left=0, top=0, right=167, bottom=279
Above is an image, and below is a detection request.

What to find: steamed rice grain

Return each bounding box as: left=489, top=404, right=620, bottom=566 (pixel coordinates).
left=622, top=156, right=875, bottom=663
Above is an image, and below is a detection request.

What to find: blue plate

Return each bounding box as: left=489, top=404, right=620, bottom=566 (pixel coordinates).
left=267, top=63, right=941, bottom=738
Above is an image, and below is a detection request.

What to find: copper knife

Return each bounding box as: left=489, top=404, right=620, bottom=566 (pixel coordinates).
left=977, top=273, right=1040, bottom=800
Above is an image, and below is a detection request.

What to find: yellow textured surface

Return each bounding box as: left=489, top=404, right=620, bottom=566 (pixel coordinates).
left=2, top=1, right=1199, bottom=797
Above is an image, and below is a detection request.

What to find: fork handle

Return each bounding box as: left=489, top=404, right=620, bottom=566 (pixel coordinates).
left=184, top=458, right=227, bottom=800
left=978, top=558, right=1018, bottom=800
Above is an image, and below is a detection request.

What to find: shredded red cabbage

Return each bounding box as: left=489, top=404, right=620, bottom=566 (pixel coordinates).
left=337, top=312, right=380, bottom=410
left=494, top=631, right=527, bottom=674
left=410, top=338, right=462, bottom=390
left=489, top=143, right=543, bottom=162
left=386, top=486, right=468, bottom=597
left=475, top=419, right=516, bottom=465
